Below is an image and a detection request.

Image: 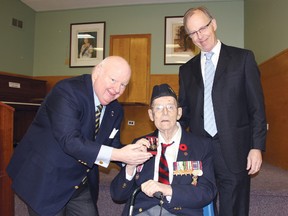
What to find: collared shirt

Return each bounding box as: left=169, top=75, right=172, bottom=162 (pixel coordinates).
left=93, top=92, right=106, bottom=124
left=201, top=40, right=221, bottom=84
left=93, top=91, right=113, bottom=168
left=153, top=122, right=182, bottom=184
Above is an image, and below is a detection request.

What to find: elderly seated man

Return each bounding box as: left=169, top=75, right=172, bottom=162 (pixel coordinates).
left=111, top=84, right=217, bottom=216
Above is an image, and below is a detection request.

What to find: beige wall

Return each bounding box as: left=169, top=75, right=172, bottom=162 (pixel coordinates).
left=245, top=0, right=288, bottom=64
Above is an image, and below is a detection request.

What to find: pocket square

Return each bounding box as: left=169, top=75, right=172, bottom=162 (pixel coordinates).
left=109, top=128, right=119, bottom=139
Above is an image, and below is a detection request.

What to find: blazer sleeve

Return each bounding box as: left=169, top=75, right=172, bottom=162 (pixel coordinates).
left=244, top=50, right=267, bottom=150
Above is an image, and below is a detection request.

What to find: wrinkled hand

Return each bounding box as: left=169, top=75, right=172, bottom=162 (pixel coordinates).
left=141, top=180, right=172, bottom=197
left=111, top=138, right=152, bottom=165
left=247, top=149, right=262, bottom=175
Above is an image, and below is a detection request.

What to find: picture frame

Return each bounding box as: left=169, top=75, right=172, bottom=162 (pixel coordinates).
left=69, top=22, right=105, bottom=67
left=164, top=16, right=200, bottom=65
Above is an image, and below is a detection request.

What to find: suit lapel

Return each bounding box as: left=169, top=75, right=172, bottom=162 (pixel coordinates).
left=96, top=104, right=119, bottom=142
left=176, top=131, right=192, bottom=161
left=172, top=132, right=194, bottom=184
left=214, top=44, right=231, bottom=85
left=83, top=74, right=99, bottom=140
left=192, top=54, right=204, bottom=88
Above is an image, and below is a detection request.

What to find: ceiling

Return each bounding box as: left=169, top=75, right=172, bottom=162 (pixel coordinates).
left=20, top=0, right=231, bottom=12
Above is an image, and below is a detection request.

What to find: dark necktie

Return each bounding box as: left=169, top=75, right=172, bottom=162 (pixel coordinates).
left=158, top=142, right=174, bottom=185
left=95, top=104, right=103, bottom=139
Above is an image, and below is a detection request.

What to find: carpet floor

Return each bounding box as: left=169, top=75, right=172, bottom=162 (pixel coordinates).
left=14, top=162, right=288, bottom=216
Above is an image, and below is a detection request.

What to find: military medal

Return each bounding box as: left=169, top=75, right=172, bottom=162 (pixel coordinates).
left=146, top=136, right=158, bottom=155
left=135, top=173, right=139, bottom=180
left=135, top=164, right=143, bottom=180
left=192, top=175, right=198, bottom=186
left=173, top=161, right=203, bottom=185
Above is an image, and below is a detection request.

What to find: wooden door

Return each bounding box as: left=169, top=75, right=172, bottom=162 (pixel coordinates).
left=110, top=34, right=151, bottom=104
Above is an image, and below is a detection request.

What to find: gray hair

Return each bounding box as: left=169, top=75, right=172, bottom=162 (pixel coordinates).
left=183, top=6, right=214, bottom=34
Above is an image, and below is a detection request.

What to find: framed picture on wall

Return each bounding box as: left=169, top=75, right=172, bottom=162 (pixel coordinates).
left=69, top=22, right=105, bottom=67
left=164, top=16, right=200, bottom=65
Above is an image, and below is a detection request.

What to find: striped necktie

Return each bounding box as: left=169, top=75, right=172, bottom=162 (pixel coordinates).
left=158, top=142, right=174, bottom=184
left=95, top=104, right=103, bottom=139
left=204, top=52, right=217, bottom=137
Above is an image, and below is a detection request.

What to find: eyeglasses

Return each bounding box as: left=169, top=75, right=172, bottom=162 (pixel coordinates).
left=152, top=104, right=177, bottom=113
left=188, top=19, right=212, bottom=38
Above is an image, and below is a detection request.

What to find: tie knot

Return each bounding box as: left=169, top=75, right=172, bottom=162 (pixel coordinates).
left=97, top=104, right=103, bottom=112
left=205, top=52, right=214, bottom=60
left=161, top=142, right=174, bottom=151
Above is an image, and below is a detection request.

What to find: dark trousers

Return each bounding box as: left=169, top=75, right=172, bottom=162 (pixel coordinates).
left=27, top=184, right=98, bottom=216
left=211, top=137, right=250, bottom=216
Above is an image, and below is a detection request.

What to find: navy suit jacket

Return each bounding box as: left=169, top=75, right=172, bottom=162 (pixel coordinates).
left=178, top=43, right=267, bottom=173
left=7, top=74, right=123, bottom=216
left=111, top=129, right=217, bottom=216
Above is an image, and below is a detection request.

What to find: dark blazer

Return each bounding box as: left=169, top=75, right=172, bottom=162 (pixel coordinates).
left=178, top=43, right=267, bottom=173
left=7, top=74, right=123, bottom=216
left=111, top=129, right=217, bottom=216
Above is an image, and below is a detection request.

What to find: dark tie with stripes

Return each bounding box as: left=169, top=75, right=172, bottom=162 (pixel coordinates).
left=95, top=104, right=103, bottom=139
left=158, top=142, right=174, bottom=184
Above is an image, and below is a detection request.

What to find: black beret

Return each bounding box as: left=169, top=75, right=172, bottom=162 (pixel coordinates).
left=150, top=83, right=177, bottom=105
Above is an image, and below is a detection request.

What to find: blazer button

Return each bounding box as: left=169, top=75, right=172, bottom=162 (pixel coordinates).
left=86, top=169, right=90, bottom=172
left=74, top=186, right=79, bottom=189
left=138, top=208, right=143, bottom=213
left=122, top=183, right=127, bottom=188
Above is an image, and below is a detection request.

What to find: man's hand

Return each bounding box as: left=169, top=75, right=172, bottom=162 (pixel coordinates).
left=141, top=179, right=172, bottom=197
left=111, top=138, right=152, bottom=165
left=247, top=149, right=262, bottom=175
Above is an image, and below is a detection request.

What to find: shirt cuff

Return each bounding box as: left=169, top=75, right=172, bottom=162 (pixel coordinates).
left=125, top=167, right=136, bottom=180
left=95, top=145, right=113, bottom=168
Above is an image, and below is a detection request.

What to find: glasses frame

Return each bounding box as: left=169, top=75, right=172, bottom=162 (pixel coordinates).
left=151, top=104, right=178, bottom=113
left=188, top=19, right=212, bottom=38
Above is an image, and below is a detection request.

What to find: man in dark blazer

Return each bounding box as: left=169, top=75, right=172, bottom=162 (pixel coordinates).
left=7, top=56, right=152, bottom=216
left=179, top=6, right=267, bottom=216
left=111, top=84, right=217, bottom=216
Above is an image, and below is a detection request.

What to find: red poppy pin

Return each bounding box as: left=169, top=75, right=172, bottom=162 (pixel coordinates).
left=179, top=143, right=188, bottom=151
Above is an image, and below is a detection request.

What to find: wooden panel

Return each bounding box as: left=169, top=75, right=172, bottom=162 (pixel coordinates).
left=0, top=74, right=46, bottom=103
left=109, top=36, right=131, bottom=61
left=0, top=102, right=15, bottom=216
left=110, top=34, right=151, bottom=104
left=120, top=104, right=155, bottom=144
left=109, top=36, right=131, bottom=102
left=260, top=49, right=288, bottom=170
left=129, top=36, right=150, bottom=103
left=149, top=74, right=179, bottom=99
left=34, top=76, right=72, bottom=93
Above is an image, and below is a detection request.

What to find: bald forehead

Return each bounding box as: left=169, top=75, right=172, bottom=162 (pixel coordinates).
left=102, top=56, right=130, bottom=72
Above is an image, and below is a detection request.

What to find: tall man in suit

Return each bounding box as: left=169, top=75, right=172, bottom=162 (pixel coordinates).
left=7, top=56, right=152, bottom=216
left=178, top=6, right=267, bottom=216
left=111, top=84, right=217, bottom=216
